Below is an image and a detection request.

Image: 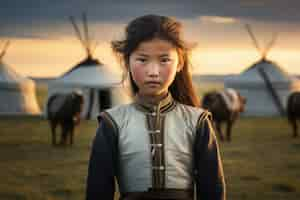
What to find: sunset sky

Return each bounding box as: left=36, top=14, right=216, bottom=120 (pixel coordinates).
left=1, top=0, right=300, bottom=77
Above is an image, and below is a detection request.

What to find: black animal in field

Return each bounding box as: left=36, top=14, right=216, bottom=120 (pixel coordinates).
left=202, top=88, right=246, bottom=142
left=47, top=91, right=84, bottom=146
left=287, top=91, right=300, bottom=138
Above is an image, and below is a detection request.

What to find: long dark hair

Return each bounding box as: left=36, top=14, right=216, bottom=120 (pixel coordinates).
left=111, top=14, right=200, bottom=107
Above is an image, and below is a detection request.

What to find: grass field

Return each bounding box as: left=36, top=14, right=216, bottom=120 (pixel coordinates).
left=1, top=83, right=300, bottom=199
left=1, top=116, right=300, bottom=199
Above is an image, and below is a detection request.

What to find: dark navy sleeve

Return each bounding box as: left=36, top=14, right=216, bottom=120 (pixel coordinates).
left=86, top=113, right=118, bottom=200
left=194, top=113, right=226, bottom=200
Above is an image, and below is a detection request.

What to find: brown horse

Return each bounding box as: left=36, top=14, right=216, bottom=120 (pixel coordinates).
left=202, top=88, right=246, bottom=142
left=47, top=91, right=84, bottom=146
left=287, top=91, right=300, bottom=138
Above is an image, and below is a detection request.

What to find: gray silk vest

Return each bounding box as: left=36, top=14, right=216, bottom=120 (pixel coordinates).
left=105, top=101, right=204, bottom=193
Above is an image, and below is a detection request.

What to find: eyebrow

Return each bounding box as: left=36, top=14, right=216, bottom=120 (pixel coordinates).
left=135, top=53, right=148, bottom=57
left=135, top=53, right=171, bottom=57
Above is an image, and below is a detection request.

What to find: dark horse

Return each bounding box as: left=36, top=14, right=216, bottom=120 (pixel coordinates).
left=287, top=91, right=300, bottom=137
left=47, top=91, right=84, bottom=146
left=202, top=88, right=246, bottom=142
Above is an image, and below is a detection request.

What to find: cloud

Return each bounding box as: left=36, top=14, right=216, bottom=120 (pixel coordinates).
left=239, top=0, right=273, bottom=7
left=2, top=0, right=300, bottom=40
left=200, top=16, right=239, bottom=24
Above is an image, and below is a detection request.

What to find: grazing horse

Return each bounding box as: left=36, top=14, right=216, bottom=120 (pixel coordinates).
left=47, top=91, right=84, bottom=146
left=202, top=88, right=246, bottom=142
left=287, top=91, right=300, bottom=137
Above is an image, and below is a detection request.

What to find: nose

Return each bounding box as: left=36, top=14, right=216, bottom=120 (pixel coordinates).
left=147, top=62, right=159, bottom=77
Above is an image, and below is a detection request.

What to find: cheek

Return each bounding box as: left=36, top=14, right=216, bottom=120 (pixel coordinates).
left=130, top=64, right=145, bottom=84
left=161, top=66, right=177, bottom=81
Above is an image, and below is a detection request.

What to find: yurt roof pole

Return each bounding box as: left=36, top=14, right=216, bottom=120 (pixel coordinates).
left=245, top=24, right=263, bottom=56
left=0, top=41, right=10, bottom=60
left=258, top=67, right=285, bottom=116
left=69, top=13, right=97, bottom=59
left=82, top=13, right=99, bottom=56
left=82, top=13, right=91, bottom=58
left=263, top=33, right=278, bottom=59
left=70, top=16, right=85, bottom=50
left=245, top=24, right=285, bottom=115
left=245, top=24, right=278, bottom=60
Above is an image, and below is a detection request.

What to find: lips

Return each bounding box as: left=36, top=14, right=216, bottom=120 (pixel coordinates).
left=145, top=81, right=161, bottom=85
left=144, top=81, right=161, bottom=87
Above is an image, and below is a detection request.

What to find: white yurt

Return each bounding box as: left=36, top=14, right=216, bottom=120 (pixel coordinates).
left=225, top=25, right=300, bottom=116
left=48, top=57, right=131, bottom=119
left=225, top=59, right=300, bottom=116
left=47, top=15, right=132, bottom=119
left=0, top=41, right=41, bottom=115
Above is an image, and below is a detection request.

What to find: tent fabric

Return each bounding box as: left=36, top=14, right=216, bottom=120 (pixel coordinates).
left=0, top=61, right=30, bottom=84
left=0, top=61, right=41, bottom=115
left=61, top=58, right=103, bottom=76
left=225, top=59, right=300, bottom=116
left=52, top=64, right=121, bottom=88
left=51, top=58, right=122, bottom=88
left=47, top=58, right=132, bottom=119
left=227, top=59, right=291, bottom=85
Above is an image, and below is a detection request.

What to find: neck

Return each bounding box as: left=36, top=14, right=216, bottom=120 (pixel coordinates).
left=137, top=92, right=169, bottom=105
left=134, top=91, right=175, bottom=113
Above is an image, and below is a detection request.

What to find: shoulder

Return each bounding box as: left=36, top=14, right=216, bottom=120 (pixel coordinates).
left=95, top=105, right=130, bottom=140
left=98, top=103, right=132, bottom=119
left=97, top=103, right=135, bottom=129
left=174, top=102, right=211, bottom=131
left=175, top=102, right=209, bottom=121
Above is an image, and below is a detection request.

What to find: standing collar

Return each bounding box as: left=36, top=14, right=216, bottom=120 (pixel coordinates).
left=134, top=92, right=176, bottom=113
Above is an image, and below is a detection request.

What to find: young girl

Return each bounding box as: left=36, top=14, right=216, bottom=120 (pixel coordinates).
left=86, top=15, right=226, bottom=200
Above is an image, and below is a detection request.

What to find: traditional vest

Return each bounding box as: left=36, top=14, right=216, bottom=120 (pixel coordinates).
left=104, top=94, right=204, bottom=194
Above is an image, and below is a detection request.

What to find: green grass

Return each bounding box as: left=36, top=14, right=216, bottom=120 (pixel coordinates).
left=222, top=117, right=300, bottom=199
left=1, top=117, right=300, bottom=199
left=0, top=117, right=97, bottom=200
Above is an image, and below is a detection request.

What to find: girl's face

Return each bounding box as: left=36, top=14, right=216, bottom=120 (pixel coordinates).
left=129, top=38, right=181, bottom=99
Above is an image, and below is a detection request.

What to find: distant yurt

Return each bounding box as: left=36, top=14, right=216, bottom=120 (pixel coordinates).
left=225, top=25, right=300, bottom=116
left=47, top=14, right=131, bottom=119
left=0, top=41, right=41, bottom=115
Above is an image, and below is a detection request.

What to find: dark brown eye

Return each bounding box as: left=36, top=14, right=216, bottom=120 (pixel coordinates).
left=136, top=58, right=147, bottom=63
left=161, top=58, right=171, bottom=64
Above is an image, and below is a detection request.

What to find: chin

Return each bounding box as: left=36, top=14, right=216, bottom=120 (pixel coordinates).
left=140, top=91, right=162, bottom=97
